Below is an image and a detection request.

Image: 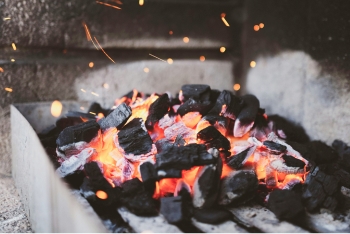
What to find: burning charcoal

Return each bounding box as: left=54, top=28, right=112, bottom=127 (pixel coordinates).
left=121, top=178, right=144, bottom=196
left=268, top=115, right=310, bottom=143
left=270, top=158, right=305, bottom=174
left=193, top=158, right=222, bottom=208
left=123, top=193, right=158, bottom=216
left=140, top=162, right=157, bottom=196
left=190, top=144, right=217, bottom=166
left=84, top=161, right=114, bottom=190
left=267, top=189, right=304, bottom=220
left=332, top=139, right=350, bottom=172
left=66, top=111, right=96, bottom=120
left=233, top=95, right=260, bottom=137
left=160, top=195, right=192, bottom=224
left=180, top=84, right=211, bottom=102
left=98, top=103, right=132, bottom=130
left=177, top=98, right=214, bottom=117
left=282, top=154, right=305, bottom=168
left=118, top=89, right=142, bottom=105
left=265, top=165, right=278, bottom=188
left=174, top=180, right=191, bottom=197
left=250, top=111, right=270, bottom=141
left=318, top=163, right=350, bottom=189
left=226, top=146, right=257, bottom=169
left=174, top=135, right=186, bottom=147
left=56, top=120, right=100, bottom=147
left=303, top=166, right=340, bottom=211
left=55, top=116, right=84, bottom=131
left=197, top=126, right=231, bottom=151
left=306, top=141, right=338, bottom=165
left=145, top=94, right=170, bottom=130
left=263, top=141, right=287, bottom=154
left=155, top=144, right=193, bottom=170
left=56, top=148, right=97, bottom=177
left=117, top=118, right=153, bottom=155
left=197, top=114, right=230, bottom=135
left=219, top=170, right=258, bottom=205
left=164, top=121, right=196, bottom=142
left=193, top=208, right=232, bottom=224
left=157, top=168, right=182, bottom=179
left=209, top=90, right=244, bottom=120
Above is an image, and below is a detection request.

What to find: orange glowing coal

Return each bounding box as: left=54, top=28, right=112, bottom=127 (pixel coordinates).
left=96, top=190, right=108, bottom=199
left=51, top=100, right=63, bottom=117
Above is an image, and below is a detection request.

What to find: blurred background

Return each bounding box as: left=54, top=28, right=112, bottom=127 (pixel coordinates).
left=1, top=0, right=350, bottom=231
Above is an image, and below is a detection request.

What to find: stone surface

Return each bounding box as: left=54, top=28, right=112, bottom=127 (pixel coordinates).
left=0, top=175, right=32, bottom=233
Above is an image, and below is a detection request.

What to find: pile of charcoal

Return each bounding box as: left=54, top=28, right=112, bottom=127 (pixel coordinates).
left=38, top=84, right=350, bottom=231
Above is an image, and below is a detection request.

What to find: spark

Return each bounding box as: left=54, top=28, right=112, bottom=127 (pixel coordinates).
left=96, top=190, right=108, bottom=199
left=250, top=61, right=256, bottom=68
left=167, top=58, right=173, bottom=64
left=103, top=83, right=109, bottom=89
left=12, top=43, right=17, bottom=51
left=89, top=112, right=96, bottom=115
left=0, top=67, right=3, bottom=72
left=259, top=23, right=265, bottom=28
left=3, top=17, right=10, bottom=21
left=183, top=37, right=189, bottom=43
left=83, top=23, right=92, bottom=41
left=94, top=37, right=115, bottom=63
left=169, top=31, right=173, bottom=35
left=11, top=59, right=15, bottom=62
left=254, top=25, right=259, bottom=31
left=81, top=89, right=86, bottom=93
left=149, top=53, right=167, bottom=63
left=91, top=92, right=99, bottom=96
left=139, top=0, right=144, bottom=6
left=89, top=62, right=94, bottom=68
left=220, top=47, right=226, bottom=53
left=221, top=13, right=230, bottom=27
left=51, top=100, right=63, bottom=117
left=5, top=87, right=13, bottom=92
left=233, top=83, right=241, bottom=91
left=95, top=1, right=121, bottom=9
left=144, top=67, right=149, bottom=73
left=199, top=56, right=205, bottom=61
left=80, top=106, right=85, bottom=110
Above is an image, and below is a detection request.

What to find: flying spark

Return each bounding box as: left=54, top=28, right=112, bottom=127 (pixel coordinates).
left=199, top=56, right=205, bottom=61
left=83, top=23, right=99, bottom=50
left=80, top=106, right=85, bottom=110
left=94, top=37, right=115, bottom=63
left=144, top=67, right=149, bottom=73
left=259, top=23, right=265, bottom=28
left=5, top=87, right=13, bottom=92
left=169, top=31, right=173, bottom=35
left=183, top=37, right=189, bottom=43
left=11, top=59, right=15, bottom=62
left=3, top=17, right=10, bottom=21
left=149, top=53, right=167, bottom=63
left=95, top=1, right=121, bottom=9
left=233, top=83, right=241, bottom=91
left=254, top=25, right=259, bottom=31
left=51, top=100, right=63, bottom=117
left=220, top=47, right=226, bottom=53
left=167, top=58, right=173, bottom=64
left=139, top=0, right=144, bottom=6
left=12, top=43, right=17, bottom=51
left=89, top=62, right=94, bottom=68
left=0, top=67, right=3, bottom=72
left=103, top=83, right=109, bottom=89
left=89, top=112, right=96, bottom=115
left=221, top=13, right=230, bottom=27
left=81, top=89, right=86, bottom=93
left=250, top=61, right=256, bottom=68
left=91, top=92, right=99, bottom=97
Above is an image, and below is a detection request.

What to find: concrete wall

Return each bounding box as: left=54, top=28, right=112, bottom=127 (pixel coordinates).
left=243, top=0, right=350, bottom=145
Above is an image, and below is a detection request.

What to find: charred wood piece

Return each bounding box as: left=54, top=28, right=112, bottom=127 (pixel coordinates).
left=267, top=189, right=304, bottom=220
left=303, top=166, right=341, bottom=211
left=226, top=146, right=256, bottom=170
left=177, top=98, right=214, bottom=117
left=140, top=162, right=157, bottom=196
left=193, top=208, right=232, bottom=224
left=219, top=170, right=258, bottom=205
left=197, top=126, right=231, bottom=151
left=98, top=103, right=132, bottom=130
left=209, top=90, right=244, bottom=120
left=56, top=120, right=100, bottom=147
left=146, top=94, right=170, bottom=130
left=263, top=141, right=287, bottom=154
left=282, top=154, right=305, bottom=168
left=193, top=158, right=222, bottom=208
left=180, top=84, right=211, bottom=102
left=117, top=118, right=153, bottom=155
left=233, top=95, right=260, bottom=137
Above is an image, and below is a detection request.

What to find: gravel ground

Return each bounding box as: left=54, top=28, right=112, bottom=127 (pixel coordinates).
left=0, top=174, right=32, bottom=233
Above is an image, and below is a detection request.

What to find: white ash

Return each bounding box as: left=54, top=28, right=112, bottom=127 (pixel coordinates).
left=164, top=121, right=196, bottom=143
left=270, top=159, right=305, bottom=174
left=207, top=147, right=219, bottom=158
left=234, top=119, right=255, bottom=138
left=56, top=148, right=97, bottom=177
left=158, top=114, right=175, bottom=129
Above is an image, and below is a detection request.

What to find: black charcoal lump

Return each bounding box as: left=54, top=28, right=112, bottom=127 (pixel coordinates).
left=193, top=208, right=232, bottom=224
left=219, top=170, right=258, bottom=205
left=140, top=162, right=157, bottom=196
left=267, top=189, right=304, bottom=220
left=177, top=98, right=214, bottom=117
left=117, top=118, right=153, bottom=155
left=56, top=120, right=100, bottom=147
left=146, top=93, right=170, bottom=130
left=263, top=141, right=287, bottom=154
left=180, top=84, right=211, bottom=102
left=197, top=126, right=231, bottom=151
left=226, top=146, right=256, bottom=170
left=209, top=90, right=244, bottom=120
left=160, top=189, right=192, bottom=224
left=98, top=103, right=132, bottom=130
left=282, top=154, right=305, bottom=168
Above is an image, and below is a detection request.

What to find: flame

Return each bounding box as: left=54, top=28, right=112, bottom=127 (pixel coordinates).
left=96, top=190, right=108, bottom=199
left=51, top=100, right=63, bottom=117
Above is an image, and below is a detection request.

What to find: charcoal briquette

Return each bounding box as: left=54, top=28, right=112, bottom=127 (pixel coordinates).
left=98, top=103, right=132, bottom=130
left=117, top=118, right=153, bottom=155
left=146, top=94, right=170, bottom=130
left=177, top=98, right=214, bottom=116
left=193, top=208, right=232, bottom=224
left=209, top=90, right=244, bottom=119
left=197, top=126, right=231, bottom=151
left=263, top=141, right=287, bottom=154
left=226, top=146, right=256, bottom=169
left=123, top=193, right=158, bottom=216
left=306, top=141, right=338, bottom=165
left=282, top=154, right=306, bottom=168
left=180, top=84, right=211, bottom=102
left=140, top=162, right=157, bottom=195
left=267, top=189, right=304, bottom=220
left=56, top=120, right=100, bottom=147
left=233, top=94, right=259, bottom=137
left=121, top=178, right=144, bottom=197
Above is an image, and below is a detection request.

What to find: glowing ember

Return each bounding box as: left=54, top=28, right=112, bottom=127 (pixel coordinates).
left=94, top=37, right=116, bottom=63
left=103, top=83, right=109, bottom=89
left=51, top=100, right=63, bottom=117
left=4, top=87, right=13, bottom=92
left=259, top=23, right=265, bottom=28
left=254, top=25, right=260, bottom=31
left=139, top=0, right=144, bottom=6
left=183, top=37, right=190, bottom=43
left=89, top=62, right=94, bottom=68
left=11, top=59, right=15, bottom=62
left=250, top=61, right=256, bottom=68
left=12, top=43, right=17, bottom=51
left=167, top=58, right=173, bottom=64
left=96, top=190, right=108, bottom=199
left=0, top=67, right=3, bottom=72
left=3, top=17, right=11, bottom=21
left=169, top=30, right=173, bottom=35
left=199, top=56, right=205, bottom=62
left=96, top=1, right=121, bottom=10
left=144, top=67, right=150, bottom=73
left=233, top=83, right=241, bottom=91
left=81, top=89, right=86, bottom=93
left=220, top=47, right=226, bottom=53
left=221, top=13, right=230, bottom=27
left=91, top=92, right=99, bottom=97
